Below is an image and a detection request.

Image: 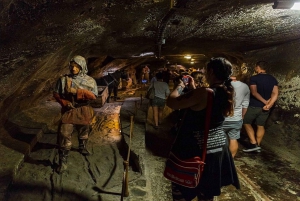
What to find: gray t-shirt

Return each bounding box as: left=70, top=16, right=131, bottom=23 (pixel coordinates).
left=149, top=81, right=170, bottom=99
left=225, top=81, right=250, bottom=121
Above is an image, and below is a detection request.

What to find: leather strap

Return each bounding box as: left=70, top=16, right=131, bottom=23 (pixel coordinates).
left=202, top=88, right=214, bottom=164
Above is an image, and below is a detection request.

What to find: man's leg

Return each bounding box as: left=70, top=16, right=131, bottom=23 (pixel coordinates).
left=152, top=106, right=159, bottom=127
left=229, top=139, right=238, bottom=158
left=256, top=125, right=265, bottom=146
left=158, top=107, right=164, bottom=125
left=57, top=123, right=73, bottom=173
left=78, top=124, right=91, bottom=156
left=222, top=120, right=241, bottom=158
left=243, top=124, right=256, bottom=144
left=243, top=124, right=260, bottom=152
left=255, top=110, right=270, bottom=147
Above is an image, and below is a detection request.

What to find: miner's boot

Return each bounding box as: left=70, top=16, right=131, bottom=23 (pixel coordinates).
left=56, top=150, right=69, bottom=174
left=79, top=139, right=90, bottom=156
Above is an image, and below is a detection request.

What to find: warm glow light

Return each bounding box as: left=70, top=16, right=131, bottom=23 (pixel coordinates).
left=291, top=2, right=300, bottom=10
left=184, top=55, right=191, bottom=59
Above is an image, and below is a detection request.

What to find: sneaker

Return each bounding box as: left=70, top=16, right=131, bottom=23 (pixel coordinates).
left=256, top=146, right=261, bottom=152
left=153, top=125, right=159, bottom=129
left=243, top=143, right=261, bottom=152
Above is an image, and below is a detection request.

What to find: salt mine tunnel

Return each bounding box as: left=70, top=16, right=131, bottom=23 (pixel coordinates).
left=0, top=0, right=300, bottom=200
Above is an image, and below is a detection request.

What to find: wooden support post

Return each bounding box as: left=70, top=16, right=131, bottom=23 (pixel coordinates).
left=122, top=116, right=134, bottom=198
left=135, top=101, right=138, bottom=116
left=123, top=161, right=129, bottom=197
left=129, top=115, right=134, bottom=138
left=170, top=0, right=174, bottom=8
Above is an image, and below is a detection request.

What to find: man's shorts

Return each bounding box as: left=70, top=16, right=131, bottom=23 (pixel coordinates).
left=222, top=120, right=243, bottom=140
left=150, top=96, right=166, bottom=108
left=243, top=106, right=270, bottom=126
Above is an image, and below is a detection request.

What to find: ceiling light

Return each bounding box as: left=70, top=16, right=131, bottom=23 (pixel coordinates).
left=131, top=52, right=154, bottom=57
left=272, top=0, right=300, bottom=9
left=184, top=55, right=191, bottom=59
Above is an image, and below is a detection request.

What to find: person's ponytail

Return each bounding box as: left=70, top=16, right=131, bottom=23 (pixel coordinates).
left=207, top=57, right=235, bottom=117
left=222, top=78, right=234, bottom=117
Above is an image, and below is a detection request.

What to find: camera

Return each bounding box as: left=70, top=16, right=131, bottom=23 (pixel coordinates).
left=182, top=76, right=189, bottom=84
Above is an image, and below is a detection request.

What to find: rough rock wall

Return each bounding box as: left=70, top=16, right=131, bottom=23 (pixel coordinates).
left=0, top=0, right=169, bottom=124
left=244, top=39, right=300, bottom=112
left=242, top=40, right=300, bottom=164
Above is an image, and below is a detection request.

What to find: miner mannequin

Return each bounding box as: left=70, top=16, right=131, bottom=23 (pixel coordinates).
left=140, top=65, right=150, bottom=84
left=53, top=55, right=98, bottom=174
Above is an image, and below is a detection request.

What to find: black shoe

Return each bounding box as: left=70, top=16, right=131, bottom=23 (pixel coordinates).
left=79, top=147, right=90, bottom=156
left=56, top=150, right=69, bottom=174
left=56, top=159, right=68, bottom=174
left=79, top=139, right=90, bottom=156
left=243, top=143, right=261, bottom=152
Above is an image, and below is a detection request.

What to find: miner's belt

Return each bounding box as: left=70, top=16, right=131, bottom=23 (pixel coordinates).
left=75, top=103, right=89, bottom=107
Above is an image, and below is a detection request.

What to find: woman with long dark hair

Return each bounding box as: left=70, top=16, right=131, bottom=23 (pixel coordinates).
left=166, top=57, right=240, bottom=201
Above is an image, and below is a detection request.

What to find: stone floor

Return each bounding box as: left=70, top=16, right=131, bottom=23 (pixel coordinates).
left=0, top=87, right=300, bottom=201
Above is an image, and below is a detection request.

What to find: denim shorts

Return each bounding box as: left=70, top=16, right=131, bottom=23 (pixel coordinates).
left=150, top=96, right=166, bottom=107
left=222, top=120, right=243, bottom=140
left=243, top=106, right=270, bottom=126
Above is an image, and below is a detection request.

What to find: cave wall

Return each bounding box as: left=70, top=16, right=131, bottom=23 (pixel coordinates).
left=244, top=40, right=300, bottom=113
left=0, top=0, right=300, bottom=166
left=241, top=40, right=300, bottom=162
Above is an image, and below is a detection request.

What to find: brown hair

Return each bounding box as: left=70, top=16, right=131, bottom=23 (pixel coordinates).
left=256, top=61, right=268, bottom=70
left=206, top=57, right=234, bottom=117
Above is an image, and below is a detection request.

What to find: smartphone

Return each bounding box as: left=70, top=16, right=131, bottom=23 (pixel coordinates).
left=182, top=76, right=189, bottom=84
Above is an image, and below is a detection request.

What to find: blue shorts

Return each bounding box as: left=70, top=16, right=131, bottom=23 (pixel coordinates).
left=150, top=96, right=166, bottom=107
left=222, top=120, right=243, bottom=140
left=243, top=106, right=270, bottom=126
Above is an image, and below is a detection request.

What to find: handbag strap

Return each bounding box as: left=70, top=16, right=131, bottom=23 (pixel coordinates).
left=202, top=88, right=214, bottom=163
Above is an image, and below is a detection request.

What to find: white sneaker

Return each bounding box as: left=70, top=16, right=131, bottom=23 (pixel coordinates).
left=243, top=143, right=261, bottom=152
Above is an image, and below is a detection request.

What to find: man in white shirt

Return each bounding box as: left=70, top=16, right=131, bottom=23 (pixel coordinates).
left=222, top=73, right=250, bottom=158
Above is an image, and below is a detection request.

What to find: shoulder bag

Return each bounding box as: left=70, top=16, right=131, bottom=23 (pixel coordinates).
left=163, top=88, right=214, bottom=188
left=146, top=82, right=155, bottom=99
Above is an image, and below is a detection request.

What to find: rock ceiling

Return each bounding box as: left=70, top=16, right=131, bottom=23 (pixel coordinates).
left=1, top=0, right=300, bottom=66
left=1, top=0, right=300, bottom=120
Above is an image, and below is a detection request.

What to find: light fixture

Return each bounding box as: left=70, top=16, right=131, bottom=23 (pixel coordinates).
left=184, top=55, right=191, bottom=59
left=272, top=0, right=300, bottom=9
left=131, top=52, right=155, bottom=57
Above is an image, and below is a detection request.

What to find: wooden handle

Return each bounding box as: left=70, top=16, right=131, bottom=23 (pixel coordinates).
left=122, top=115, right=134, bottom=198
left=123, top=161, right=129, bottom=197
